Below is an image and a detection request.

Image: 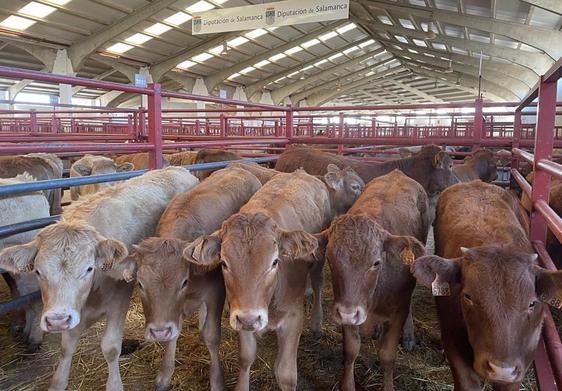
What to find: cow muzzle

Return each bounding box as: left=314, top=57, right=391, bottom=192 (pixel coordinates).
left=230, top=309, right=268, bottom=332
left=334, top=304, right=367, bottom=326
left=483, top=360, right=521, bottom=384
left=41, top=310, right=80, bottom=332
left=145, top=323, right=178, bottom=342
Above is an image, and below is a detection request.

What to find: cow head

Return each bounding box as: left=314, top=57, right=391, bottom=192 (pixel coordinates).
left=122, top=238, right=199, bottom=342
left=183, top=212, right=317, bottom=332
left=323, top=164, right=365, bottom=214
left=426, top=148, right=459, bottom=196
left=472, top=149, right=498, bottom=182
left=73, top=155, right=133, bottom=179
left=0, top=221, right=128, bottom=333
left=317, top=214, right=424, bottom=326
left=412, top=246, right=562, bottom=384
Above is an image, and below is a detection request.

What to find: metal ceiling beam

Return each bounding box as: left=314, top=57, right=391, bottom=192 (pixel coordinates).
left=90, top=55, right=137, bottom=83
left=402, top=63, right=504, bottom=101
left=4, top=41, right=56, bottom=71
left=204, top=22, right=347, bottom=91
left=387, top=79, right=444, bottom=102
left=72, top=69, right=116, bottom=95
left=388, top=49, right=528, bottom=98
left=521, top=0, right=562, bottom=15
left=245, top=37, right=373, bottom=99
left=376, top=38, right=536, bottom=87
left=306, top=67, right=408, bottom=106
left=291, top=58, right=398, bottom=104
left=355, top=0, right=562, bottom=59
left=150, top=31, right=240, bottom=82
left=354, top=17, right=553, bottom=74
left=166, top=71, right=196, bottom=91
left=68, top=0, right=178, bottom=70
left=271, top=47, right=386, bottom=104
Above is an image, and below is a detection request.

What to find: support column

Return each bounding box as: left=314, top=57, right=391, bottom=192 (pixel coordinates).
left=52, top=50, right=75, bottom=106
left=138, top=67, right=153, bottom=109
left=147, top=83, right=163, bottom=170
left=472, top=97, right=483, bottom=151
left=192, top=78, right=210, bottom=114
left=511, top=111, right=522, bottom=170
left=0, top=90, right=9, bottom=110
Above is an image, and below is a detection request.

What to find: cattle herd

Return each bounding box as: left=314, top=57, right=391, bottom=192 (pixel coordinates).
left=0, top=145, right=560, bottom=391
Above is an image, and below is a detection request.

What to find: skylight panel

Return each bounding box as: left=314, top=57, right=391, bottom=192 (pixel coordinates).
left=246, top=29, right=267, bottom=39
left=165, top=12, right=192, bottom=26
left=399, top=18, right=415, bottom=29
left=187, top=1, right=215, bottom=13
left=227, top=73, right=241, bottom=80
left=302, top=65, right=313, bottom=71
left=192, top=52, right=214, bottom=62
left=240, top=66, right=256, bottom=74
left=337, top=23, right=356, bottom=34
left=213, top=0, right=229, bottom=3
left=144, top=23, right=172, bottom=35
left=343, top=46, right=359, bottom=55
left=126, top=33, right=152, bottom=45
left=209, top=45, right=224, bottom=55
left=254, top=60, right=270, bottom=68
left=177, top=60, right=196, bottom=69
left=227, top=36, right=249, bottom=47
left=412, top=39, right=427, bottom=47
left=394, top=35, right=408, bottom=43
left=287, top=71, right=300, bottom=78
left=319, top=31, right=338, bottom=41
left=432, top=43, right=447, bottom=51
left=314, top=59, right=328, bottom=66
left=274, top=76, right=286, bottom=83
left=269, top=53, right=287, bottom=62
left=19, top=2, right=56, bottom=18
left=329, top=52, right=344, bottom=61
left=378, top=15, right=393, bottom=25
left=302, top=39, right=320, bottom=48
left=285, top=46, right=303, bottom=55
left=107, top=43, right=133, bottom=54
left=0, top=15, right=35, bottom=30
left=49, top=0, right=72, bottom=4
left=359, top=39, right=375, bottom=48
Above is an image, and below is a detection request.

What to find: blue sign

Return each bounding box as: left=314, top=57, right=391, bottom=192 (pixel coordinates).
left=49, top=95, right=59, bottom=105
left=134, top=73, right=147, bottom=88
left=219, top=89, right=227, bottom=99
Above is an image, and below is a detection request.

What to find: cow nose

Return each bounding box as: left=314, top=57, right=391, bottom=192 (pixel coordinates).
left=235, top=313, right=262, bottom=331
left=45, top=314, right=72, bottom=331
left=149, top=326, right=173, bottom=341
left=334, top=305, right=364, bottom=325
left=486, top=361, right=519, bottom=383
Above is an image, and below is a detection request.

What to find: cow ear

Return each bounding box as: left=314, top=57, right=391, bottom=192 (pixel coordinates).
left=72, top=163, right=91, bottom=176
left=182, top=235, right=221, bottom=268
left=0, top=242, right=38, bottom=273
left=95, top=238, right=128, bottom=271
left=324, top=166, right=344, bottom=191
left=433, top=151, right=449, bottom=168
left=313, top=229, right=329, bottom=261
left=535, top=266, right=562, bottom=309
left=410, top=254, right=461, bottom=288
left=279, top=229, right=318, bottom=261
left=384, top=235, right=426, bottom=266
left=117, top=162, right=134, bottom=172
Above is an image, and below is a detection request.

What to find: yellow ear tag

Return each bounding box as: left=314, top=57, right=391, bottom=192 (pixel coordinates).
left=540, top=294, right=562, bottom=309
left=400, top=248, right=416, bottom=265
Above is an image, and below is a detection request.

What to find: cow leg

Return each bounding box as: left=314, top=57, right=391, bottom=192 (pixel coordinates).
left=200, top=293, right=225, bottom=391
left=309, top=259, right=324, bottom=338
left=340, top=325, right=360, bottom=391
left=274, top=313, right=303, bottom=391
left=24, top=301, right=44, bottom=352
left=401, top=303, right=415, bottom=351
left=2, top=272, right=25, bottom=335
left=154, top=338, right=177, bottom=391
left=236, top=331, right=257, bottom=391
left=101, top=306, right=127, bottom=391
left=492, top=383, right=521, bottom=391
left=49, top=327, right=82, bottom=391
left=378, top=315, right=406, bottom=391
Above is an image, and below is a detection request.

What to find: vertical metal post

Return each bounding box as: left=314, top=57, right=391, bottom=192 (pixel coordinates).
left=473, top=97, right=483, bottom=151
left=139, top=108, right=146, bottom=140
left=127, top=114, right=133, bottom=139
left=51, top=113, right=57, bottom=133
left=219, top=113, right=226, bottom=138
left=30, top=110, right=37, bottom=133
left=285, top=105, right=293, bottom=141
left=338, top=112, right=344, bottom=155
left=371, top=117, right=376, bottom=137
left=147, top=83, right=162, bottom=170
left=511, top=111, right=522, bottom=170
left=529, top=76, right=556, bottom=243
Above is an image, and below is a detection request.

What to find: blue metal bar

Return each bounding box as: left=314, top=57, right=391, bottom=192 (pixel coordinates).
left=0, top=156, right=278, bottom=196
left=0, top=215, right=61, bottom=239
left=0, top=290, right=41, bottom=315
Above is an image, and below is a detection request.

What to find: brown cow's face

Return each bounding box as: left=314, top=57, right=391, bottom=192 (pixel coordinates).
left=324, top=164, right=365, bottom=214
left=128, top=238, right=192, bottom=342
left=412, top=246, right=562, bottom=384
left=320, top=215, right=424, bottom=326
left=474, top=150, right=498, bottom=182
left=183, top=212, right=317, bottom=332
left=0, top=222, right=128, bottom=333
left=427, top=151, right=460, bottom=196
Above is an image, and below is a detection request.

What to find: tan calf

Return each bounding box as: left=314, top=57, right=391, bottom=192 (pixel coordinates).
left=121, top=166, right=262, bottom=390
left=316, top=170, right=428, bottom=391
left=411, top=181, right=562, bottom=390
left=453, top=149, right=497, bottom=182
left=0, top=167, right=198, bottom=391
left=181, top=165, right=363, bottom=390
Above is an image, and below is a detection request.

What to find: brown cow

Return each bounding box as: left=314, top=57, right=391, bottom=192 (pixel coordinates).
left=275, top=144, right=458, bottom=199
left=316, top=170, right=428, bottom=390
left=192, top=149, right=243, bottom=180
left=453, top=149, right=497, bottom=182
left=114, top=152, right=169, bottom=170
left=181, top=166, right=363, bottom=389
left=0, top=167, right=199, bottom=391
left=165, top=151, right=197, bottom=166
left=0, top=154, right=63, bottom=215
left=120, top=166, right=262, bottom=390
left=228, top=162, right=280, bottom=184
left=411, top=181, right=562, bottom=390
left=70, top=154, right=134, bottom=200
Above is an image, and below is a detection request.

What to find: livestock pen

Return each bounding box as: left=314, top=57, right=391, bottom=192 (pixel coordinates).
left=0, top=63, right=560, bottom=390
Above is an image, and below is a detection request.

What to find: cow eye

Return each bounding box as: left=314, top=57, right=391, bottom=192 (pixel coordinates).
left=463, top=293, right=473, bottom=303
left=86, top=267, right=93, bottom=274
left=138, top=282, right=144, bottom=291
left=181, top=279, right=188, bottom=289
left=221, top=261, right=229, bottom=271
left=35, top=269, right=42, bottom=279
left=272, top=259, right=279, bottom=268
left=373, top=260, right=381, bottom=267
left=529, top=300, right=538, bottom=310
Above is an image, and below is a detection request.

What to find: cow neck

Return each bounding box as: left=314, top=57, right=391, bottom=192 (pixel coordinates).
left=316, top=176, right=343, bottom=220
left=345, top=154, right=426, bottom=184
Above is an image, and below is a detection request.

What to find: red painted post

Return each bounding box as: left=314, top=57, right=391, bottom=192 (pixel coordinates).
left=338, top=112, right=344, bottom=155
left=529, top=76, right=556, bottom=243
left=30, top=110, right=37, bottom=133
left=51, top=113, right=57, bottom=133
left=511, top=111, right=522, bottom=170
left=473, top=97, right=483, bottom=151
left=147, top=83, right=163, bottom=170
left=285, top=105, right=293, bottom=141
left=127, top=114, right=133, bottom=139
left=219, top=113, right=226, bottom=138
left=138, top=108, right=146, bottom=140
